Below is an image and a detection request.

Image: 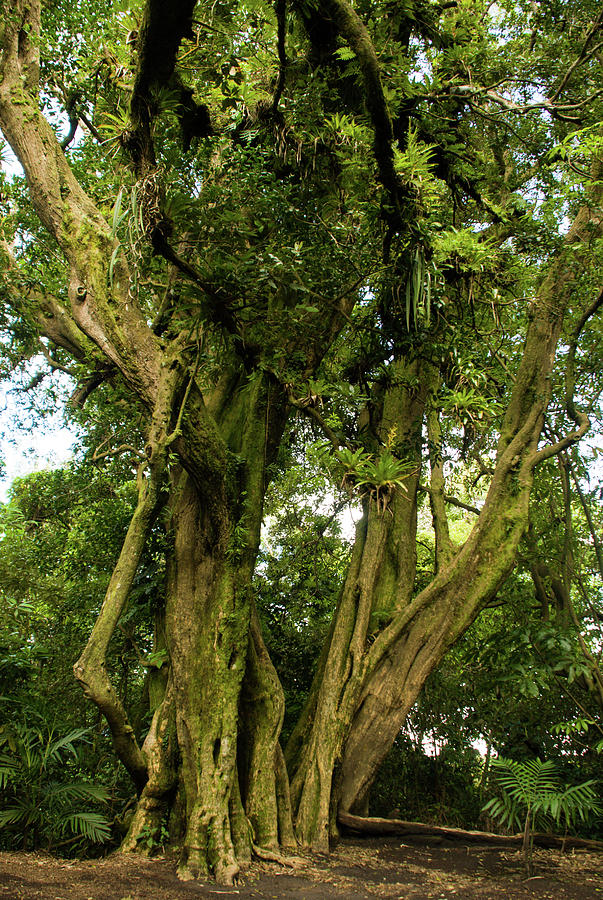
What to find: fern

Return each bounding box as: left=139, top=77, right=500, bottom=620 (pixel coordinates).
left=484, top=757, right=602, bottom=876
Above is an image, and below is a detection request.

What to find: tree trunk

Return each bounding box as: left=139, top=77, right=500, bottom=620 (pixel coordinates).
left=161, top=474, right=250, bottom=882
left=288, top=360, right=426, bottom=848
left=239, top=607, right=296, bottom=850
left=119, top=372, right=290, bottom=882
left=290, top=178, right=602, bottom=843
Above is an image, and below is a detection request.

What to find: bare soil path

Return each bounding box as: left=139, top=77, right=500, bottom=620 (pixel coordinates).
left=0, top=837, right=601, bottom=900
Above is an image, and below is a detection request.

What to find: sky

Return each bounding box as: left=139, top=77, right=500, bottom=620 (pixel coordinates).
left=0, top=381, right=78, bottom=501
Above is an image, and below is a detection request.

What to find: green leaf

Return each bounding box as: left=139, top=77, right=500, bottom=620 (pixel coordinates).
left=61, top=812, right=112, bottom=843
left=334, top=46, right=356, bottom=61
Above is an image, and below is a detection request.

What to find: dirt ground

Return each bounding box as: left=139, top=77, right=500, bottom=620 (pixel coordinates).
left=0, top=837, right=601, bottom=900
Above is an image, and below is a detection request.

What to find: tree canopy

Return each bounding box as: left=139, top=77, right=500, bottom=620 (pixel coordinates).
left=0, top=0, right=601, bottom=884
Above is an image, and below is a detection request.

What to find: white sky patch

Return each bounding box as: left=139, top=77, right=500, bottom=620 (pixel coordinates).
left=0, top=140, right=24, bottom=179
left=0, top=383, right=78, bottom=501
left=339, top=501, right=363, bottom=539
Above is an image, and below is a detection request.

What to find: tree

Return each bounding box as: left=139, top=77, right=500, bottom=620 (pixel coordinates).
left=0, top=0, right=601, bottom=883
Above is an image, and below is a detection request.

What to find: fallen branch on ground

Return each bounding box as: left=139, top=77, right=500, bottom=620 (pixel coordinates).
left=338, top=812, right=603, bottom=851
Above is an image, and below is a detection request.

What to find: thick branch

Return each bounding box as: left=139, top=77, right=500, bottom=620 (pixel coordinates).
left=299, top=0, right=402, bottom=223
left=334, top=184, right=603, bottom=814
left=0, top=2, right=232, bottom=500
left=73, top=364, right=183, bottom=789
left=0, top=0, right=162, bottom=406
left=69, top=366, right=114, bottom=409
left=73, top=460, right=157, bottom=790
left=129, top=0, right=199, bottom=171
left=272, top=0, right=288, bottom=114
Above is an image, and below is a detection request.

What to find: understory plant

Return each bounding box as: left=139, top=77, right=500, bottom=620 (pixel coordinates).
left=484, top=757, right=601, bottom=876
left=0, top=711, right=111, bottom=851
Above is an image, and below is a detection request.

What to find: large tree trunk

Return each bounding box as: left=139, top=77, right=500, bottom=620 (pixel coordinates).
left=68, top=364, right=290, bottom=883
left=289, top=183, right=602, bottom=845
left=163, top=474, right=251, bottom=882
left=119, top=373, right=290, bottom=882
left=119, top=471, right=255, bottom=883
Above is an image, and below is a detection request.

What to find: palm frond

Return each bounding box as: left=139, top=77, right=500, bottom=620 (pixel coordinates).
left=61, top=812, right=112, bottom=843
left=0, top=754, right=18, bottom=788
left=47, top=728, right=91, bottom=762
left=47, top=781, right=109, bottom=802
left=0, top=805, right=29, bottom=827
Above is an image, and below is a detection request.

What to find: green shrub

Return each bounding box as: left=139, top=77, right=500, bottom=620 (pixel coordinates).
left=0, top=710, right=112, bottom=852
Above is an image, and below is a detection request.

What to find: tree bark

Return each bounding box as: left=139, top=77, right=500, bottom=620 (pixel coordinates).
left=162, top=474, right=250, bottom=883
left=288, top=359, right=427, bottom=848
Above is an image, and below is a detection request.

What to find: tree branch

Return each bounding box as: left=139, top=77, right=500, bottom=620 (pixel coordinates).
left=0, top=0, right=163, bottom=406
left=551, top=12, right=603, bottom=101
left=69, top=366, right=114, bottom=409
left=297, top=0, right=403, bottom=226
left=287, top=389, right=341, bottom=450
left=73, top=363, right=183, bottom=789
left=531, top=286, right=603, bottom=465
left=419, top=485, right=481, bottom=516
left=272, top=0, right=288, bottom=115
left=128, top=0, right=203, bottom=172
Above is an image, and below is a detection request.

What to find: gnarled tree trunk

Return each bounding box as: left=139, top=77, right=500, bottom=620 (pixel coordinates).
left=290, top=182, right=602, bottom=844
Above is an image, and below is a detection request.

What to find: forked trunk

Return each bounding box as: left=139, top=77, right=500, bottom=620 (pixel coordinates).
left=289, top=185, right=602, bottom=841
left=288, top=361, right=426, bottom=848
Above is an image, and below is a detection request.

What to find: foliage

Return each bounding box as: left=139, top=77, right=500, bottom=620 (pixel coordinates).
left=0, top=464, right=154, bottom=720
left=370, top=734, right=484, bottom=828
left=0, top=707, right=111, bottom=851
left=484, top=757, right=602, bottom=875
left=256, top=452, right=350, bottom=740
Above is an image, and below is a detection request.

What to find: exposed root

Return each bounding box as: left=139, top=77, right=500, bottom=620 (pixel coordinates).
left=177, top=862, right=196, bottom=881
left=177, top=849, right=208, bottom=882
left=252, top=843, right=304, bottom=868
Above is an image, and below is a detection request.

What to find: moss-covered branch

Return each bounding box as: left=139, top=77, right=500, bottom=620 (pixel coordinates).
left=73, top=364, right=183, bottom=789
left=0, top=0, right=164, bottom=406
left=129, top=0, right=210, bottom=172
left=295, top=0, right=403, bottom=225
